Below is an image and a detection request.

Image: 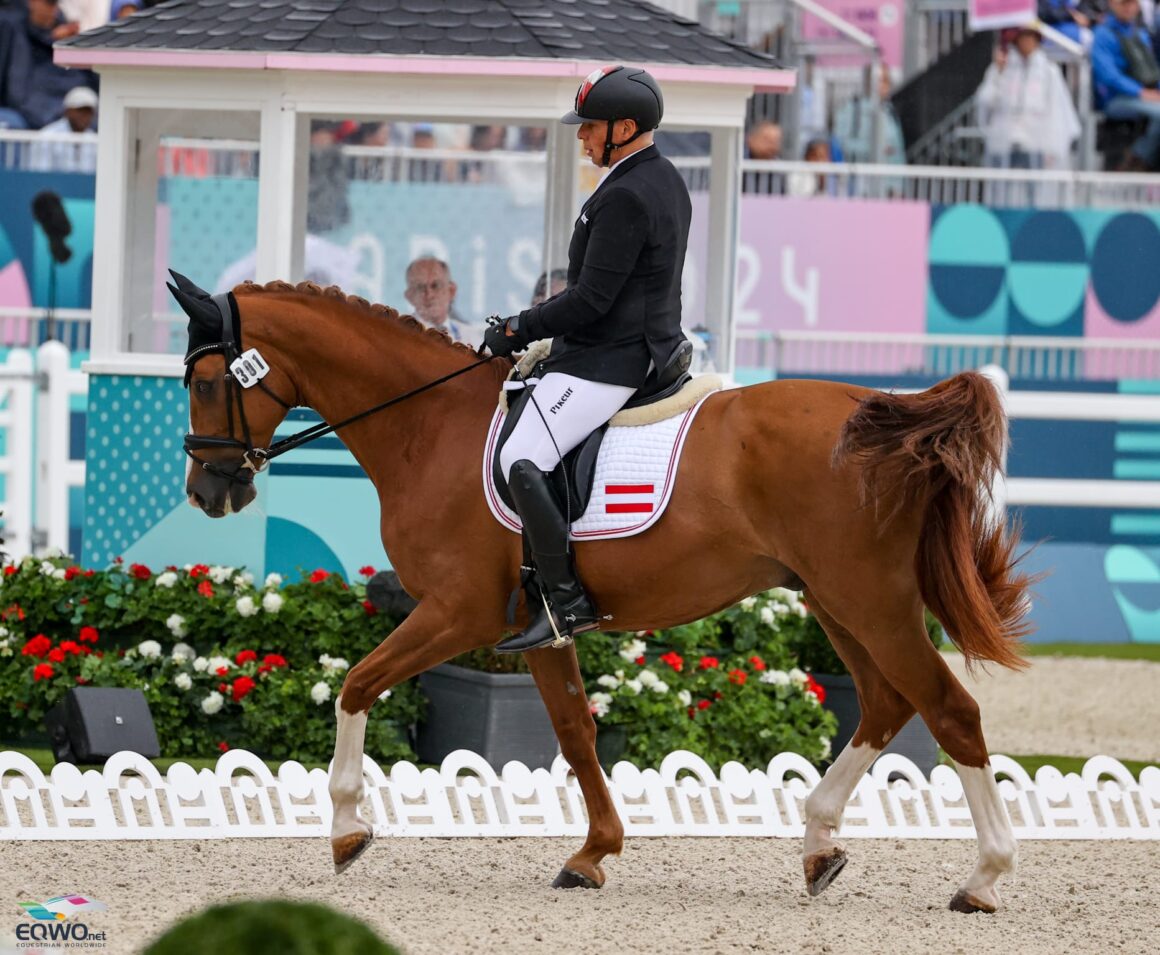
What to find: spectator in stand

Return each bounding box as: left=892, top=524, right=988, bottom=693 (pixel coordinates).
left=833, top=63, right=907, bottom=167
left=403, top=256, right=477, bottom=345
left=786, top=137, right=831, bottom=197
left=977, top=22, right=1081, bottom=170
left=58, top=0, right=105, bottom=32
left=1037, top=0, right=1098, bottom=48
left=742, top=119, right=781, bottom=194
left=19, top=0, right=96, bottom=130
left=531, top=268, right=568, bottom=307
left=1092, top=0, right=1160, bottom=170
left=29, top=83, right=96, bottom=171
left=0, top=1, right=30, bottom=128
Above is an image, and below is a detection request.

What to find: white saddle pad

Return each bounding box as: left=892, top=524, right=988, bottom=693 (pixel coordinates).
left=483, top=394, right=713, bottom=540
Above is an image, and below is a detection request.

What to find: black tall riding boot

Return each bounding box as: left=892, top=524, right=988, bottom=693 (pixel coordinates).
left=495, top=459, right=600, bottom=653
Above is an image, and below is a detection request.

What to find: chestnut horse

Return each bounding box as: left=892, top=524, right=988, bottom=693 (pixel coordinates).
left=174, top=278, right=1031, bottom=913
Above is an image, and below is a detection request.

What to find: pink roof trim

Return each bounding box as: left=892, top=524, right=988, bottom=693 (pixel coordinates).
left=53, top=47, right=794, bottom=91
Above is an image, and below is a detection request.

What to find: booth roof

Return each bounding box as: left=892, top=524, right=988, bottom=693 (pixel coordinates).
left=61, top=0, right=778, bottom=69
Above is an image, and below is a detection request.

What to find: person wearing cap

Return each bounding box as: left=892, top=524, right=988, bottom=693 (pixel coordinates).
left=1093, top=0, right=1160, bottom=170
left=30, top=85, right=98, bottom=172
left=976, top=21, right=1080, bottom=172
left=482, top=65, right=692, bottom=654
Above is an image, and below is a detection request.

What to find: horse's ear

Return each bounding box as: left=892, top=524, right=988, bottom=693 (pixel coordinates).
left=168, top=269, right=212, bottom=300
left=167, top=282, right=220, bottom=338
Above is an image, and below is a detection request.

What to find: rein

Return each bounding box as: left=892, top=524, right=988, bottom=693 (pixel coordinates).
left=184, top=291, right=498, bottom=485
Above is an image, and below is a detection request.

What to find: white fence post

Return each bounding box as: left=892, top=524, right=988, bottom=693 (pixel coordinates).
left=0, top=349, right=34, bottom=558
left=34, top=340, right=77, bottom=556
left=979, top=364, right=1010, bottom=525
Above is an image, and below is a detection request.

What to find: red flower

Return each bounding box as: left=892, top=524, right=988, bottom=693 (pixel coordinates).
left=262, top=654, right=287, bottom=669
left=805, top=675, right=826, bottom=704
left=197, top=580, right=214, bottom=598
left=659, top=651, right=684, bottom=672
left=696, top=699, right=711, bottom=711
left=216, top=666, right=229, bottom=677
left=634, top=655, right=646, bottom=666
left=362, top=599, right=377, bottom=616
left=79, top=597, right=89, bottom=604
left=2, top=565, right=17, bottom=576
left=218, top=741, right=230, bottom=753
left=189, top=563, right=210, bottom=579
left=33, top=663, right=55, bottom=681
left=48, top=646, right=66, bottom=663
left=165, top=565, right=178, bottom=572
left=309, top=569, right=329, bottom=583
left=113, top=556, right=123, bottom=564
left=728, top=669, right=748, bottom=686
left=75, top=676, right=88, bottom=685
left=698, top=656, right=719, bottom=670
left=129, top=563, right=152, bottom=580
left=95, top=651, right=104, bottom=659
left=687, top=707, right=696, bottom=719
left=235, top=649, right=257, bottom=665
left=63, top=566, right=81, bottom=581
left=3, top=603, right=25, bottom=621
left=231, top=676, right=256, bottom=702
left=78, top=626, right=99, bottom=643
left=59, top=640, right=83, bottom=656
left=218, top=682, right=228, bottom=694
left=22, top=634, right=52, bottom=658
left=714, top=691, right=724, bottom=700
left=359, top=565, right=376, bottom=577
left=749, top=655, right=767, bottom=671
left=83, top=569, right=95, bottom=578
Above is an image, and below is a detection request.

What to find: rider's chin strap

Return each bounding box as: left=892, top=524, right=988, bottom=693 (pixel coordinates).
left=600, top=119, right=648, bottom=167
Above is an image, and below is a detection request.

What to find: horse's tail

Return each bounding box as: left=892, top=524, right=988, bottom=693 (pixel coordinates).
left=833, top=371, right=1032, bottom=671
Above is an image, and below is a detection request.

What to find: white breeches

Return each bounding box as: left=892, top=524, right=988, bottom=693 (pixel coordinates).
left=499, top=372, right=635, bottom=479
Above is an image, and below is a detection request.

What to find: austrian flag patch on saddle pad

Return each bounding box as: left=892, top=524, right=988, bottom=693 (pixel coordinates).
left=483, top=383, right=719, bottom=541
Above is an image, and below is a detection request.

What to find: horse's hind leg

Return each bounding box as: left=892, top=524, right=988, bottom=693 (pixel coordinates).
left=801, top=591, right=918, bottom=897
left=820, top=589, right=1016, bottom=913
left=523, top=644, right=624, bottom=888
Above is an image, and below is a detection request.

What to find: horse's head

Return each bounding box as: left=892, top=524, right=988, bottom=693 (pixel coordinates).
left=169, top=272, right=294, bottom=518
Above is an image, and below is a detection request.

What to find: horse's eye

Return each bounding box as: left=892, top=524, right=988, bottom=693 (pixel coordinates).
left=194, top=380, right=213, bottom=397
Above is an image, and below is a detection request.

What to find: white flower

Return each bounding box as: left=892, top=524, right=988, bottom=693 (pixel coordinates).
left=378, top=688, right=392, bottom=701
left=596, top=674, right=620, bottom=689
left=310, top=681, right=332, bottom=705
left=677, top=689, right=692, bottom=706
left=0, top=626, right=7, bottom=637
left=819, top=737, right=832, bottom=760
left=155, top=571, right=178, bottom=588
left=789, top=667, right=808, bottom=686
left=760, top=669, right=791, bottom=687
left=637, top=669, right=659, bottom=688
left=618, top=638, right=647, bottom=662
left=52, top=568, right=67, bottom=581
left=264, top=572, right=283, bottom=589
left=319, top=654, right=349, bottom=672
left=171, top=642, right=196, bottom=663
left=625, top=679, right=643, bottom=695
left=232, top=571, right=254, bottom=589
left=193, top=656, right=209, bottom=672
left=166, top=614, right=187, bottom=638
left=137, top=640, right=162, bottom=659
left=235, top=595, right=257, bottom=618
left=740, top=596, right=757, bottom=610
left=200, top=691, right=224, bottom=715
left=651, top=680, right=669, bottom=694
left=206, top=655, right=232, bottom=673
left=174, top=673, right=192, bottom=691
left=39, top=560, right=56, bottom=576
left=261, top=592, right=283, bottom=614
left=759, top=606, right=775, bottom=626
left=207, top=565, right=234, bottom=584
left=588, top=691, right=612, bottom=718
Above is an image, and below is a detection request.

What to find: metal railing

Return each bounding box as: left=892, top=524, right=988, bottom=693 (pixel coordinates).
left=737, top=330, right=1160, bottom=382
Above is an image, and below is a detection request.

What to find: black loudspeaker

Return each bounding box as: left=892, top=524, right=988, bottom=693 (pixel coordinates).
left=44, top=687, right=161, bottom=763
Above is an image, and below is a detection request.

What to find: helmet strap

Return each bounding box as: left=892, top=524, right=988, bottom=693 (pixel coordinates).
left=600, top=120, right=647, bottom=167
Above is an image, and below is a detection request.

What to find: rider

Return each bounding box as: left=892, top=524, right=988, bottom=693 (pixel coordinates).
left=484, top=65, right=693, bottom=653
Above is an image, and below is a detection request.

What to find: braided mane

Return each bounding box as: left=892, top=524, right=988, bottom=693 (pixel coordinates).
left=231, top=280, right=480, bottom=356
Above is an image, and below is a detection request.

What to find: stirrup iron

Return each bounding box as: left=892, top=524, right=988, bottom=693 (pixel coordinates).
left=542, top=589, right=573, bottom=649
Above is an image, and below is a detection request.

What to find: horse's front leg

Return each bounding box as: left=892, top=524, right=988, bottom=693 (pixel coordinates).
left=523, top=644, right=624, bottom=889
left=329, top=599, right=494, bottom=874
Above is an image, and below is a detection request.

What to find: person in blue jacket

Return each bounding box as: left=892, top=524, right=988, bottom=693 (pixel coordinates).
left=1092, top=0, right=1160, bottom=169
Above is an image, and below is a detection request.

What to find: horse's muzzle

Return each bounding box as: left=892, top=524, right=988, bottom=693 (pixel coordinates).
left=187, top=461, right=257, bottom=518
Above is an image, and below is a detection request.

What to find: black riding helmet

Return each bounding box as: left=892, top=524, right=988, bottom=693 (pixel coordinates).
left=561, top=65, right=664, bottom=166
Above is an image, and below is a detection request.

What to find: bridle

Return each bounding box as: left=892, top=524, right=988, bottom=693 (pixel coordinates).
left=183, top=292, right=497, bottom=486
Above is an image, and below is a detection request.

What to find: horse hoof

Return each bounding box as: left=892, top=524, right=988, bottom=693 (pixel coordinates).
left=552, top=867, right=602, bottom=889
left=948, top=888, right=998, bottom=914
left=332, top=828, right=373, bottom=875
left=803, top=846, right=848, bottom=897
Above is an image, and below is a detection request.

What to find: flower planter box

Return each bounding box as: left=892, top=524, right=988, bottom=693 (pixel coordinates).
left=814, top=673, right=939, bottom=776
left=416, top=663, right=559, bottom=770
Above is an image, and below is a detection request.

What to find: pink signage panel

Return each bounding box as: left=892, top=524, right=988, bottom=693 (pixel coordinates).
left=968, top=0, right=1037, bottom=31
left=801, top=1, right=904, bottom=70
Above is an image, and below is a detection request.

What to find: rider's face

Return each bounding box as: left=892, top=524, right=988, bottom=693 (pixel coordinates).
left=577, top=119, right=635, bottom=167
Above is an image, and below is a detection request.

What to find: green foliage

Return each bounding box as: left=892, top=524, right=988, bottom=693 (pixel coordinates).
left=0, top=557, right=421, bottom=763
left=144, top=899, right=399, bottom=955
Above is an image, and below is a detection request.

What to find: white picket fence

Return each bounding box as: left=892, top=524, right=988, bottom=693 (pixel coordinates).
left=0, top=341, right=86, bottom=557
left=0, top=748, right=1155, bottom=841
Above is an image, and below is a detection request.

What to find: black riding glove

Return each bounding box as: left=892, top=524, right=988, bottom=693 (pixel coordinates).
left=484, top=316, right=525, bottom=357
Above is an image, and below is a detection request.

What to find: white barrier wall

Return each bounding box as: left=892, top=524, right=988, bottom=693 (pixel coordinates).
left=1, top=749, right=1156, bottom=841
